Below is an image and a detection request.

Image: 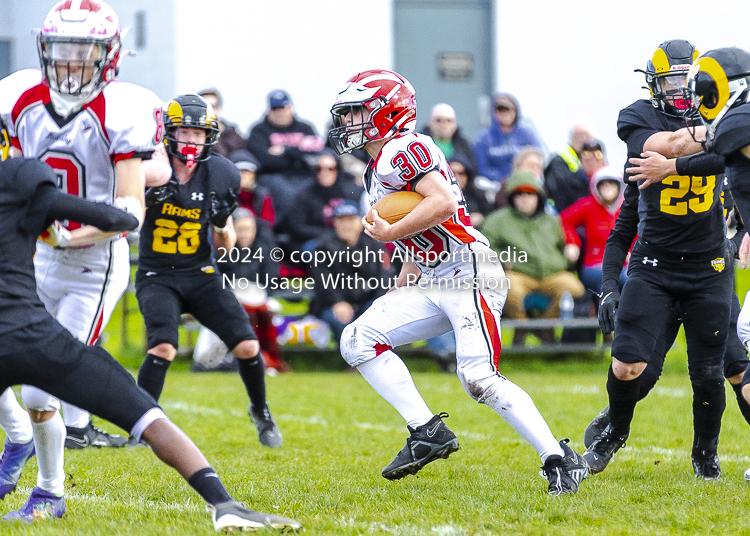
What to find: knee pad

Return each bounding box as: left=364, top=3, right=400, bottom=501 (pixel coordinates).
left=456, top=360, right=505, bottom=403
left=340, top=323, right=360, bottom=366
left=21, top=385, right=60, bottom=412
left=340, top=323, right=387, bottom=367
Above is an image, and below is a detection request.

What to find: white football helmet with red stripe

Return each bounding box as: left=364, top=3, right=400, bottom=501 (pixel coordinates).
left=329, top=69, right=417, bottom=155
left=37, top=0, right=122, bottom=108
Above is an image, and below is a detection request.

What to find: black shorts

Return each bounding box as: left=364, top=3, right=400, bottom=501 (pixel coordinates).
left=135, top=269, right=256, bottom=351
left=640, top=291, right=749, bottom=380
left=0, top=318, right=157, bottom=433
left=612, top=245, right=733, bottom=380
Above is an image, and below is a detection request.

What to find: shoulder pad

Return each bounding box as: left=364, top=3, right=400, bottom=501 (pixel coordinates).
left=713, top=105, right=750, bottom=156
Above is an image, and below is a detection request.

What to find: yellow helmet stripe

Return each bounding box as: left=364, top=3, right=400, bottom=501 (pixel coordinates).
left=691, top=56, right=730, bottom=121
left=651, top=48, right=671, bottom=74
left=166, top=100, right=184, bottom=126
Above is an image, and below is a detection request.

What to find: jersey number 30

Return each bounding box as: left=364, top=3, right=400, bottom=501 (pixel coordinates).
left=152, top=219, right=201, bottom=254
left=660, top=175, right=715, bottom=215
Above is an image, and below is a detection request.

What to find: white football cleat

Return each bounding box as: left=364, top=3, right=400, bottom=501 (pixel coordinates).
left=212, top=501, right=302, bottom=532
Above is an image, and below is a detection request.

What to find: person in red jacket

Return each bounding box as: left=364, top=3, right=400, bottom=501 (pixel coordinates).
left=561, top=165, right=628, bottom=302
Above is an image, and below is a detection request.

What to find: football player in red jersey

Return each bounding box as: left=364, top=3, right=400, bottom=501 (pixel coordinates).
left=0, top=0, right=155, bottom=519
left=329, top=69, right=589, bottom=495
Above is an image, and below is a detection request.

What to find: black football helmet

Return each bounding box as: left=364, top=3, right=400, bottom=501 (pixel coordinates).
left=637, top=39, right=699, bottom=117
left=163, top=94, right=220, bottom=166
left=686, top=47, right=750, bottom=137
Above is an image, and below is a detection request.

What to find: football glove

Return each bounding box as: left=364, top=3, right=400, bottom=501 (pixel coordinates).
left=113, top=195, right=144, bottom=228
left=145, top=175, right=179, bottom=208
left=598, top=286, right=621, bottom=335
left=210, top=190, right=238, bottom=230
left=38, top=221, right=71, bottom=249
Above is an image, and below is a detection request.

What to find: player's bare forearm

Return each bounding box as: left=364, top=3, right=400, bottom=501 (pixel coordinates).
left=364, top=171, right=457, bottom=242
left=627, top=151, right=676, bottom=189
left=116, top=158, right=146, bottom=222
left=213, top=216, right=237, bottom=250
left=643, top=127, right=704, bottom=158
left=143, top=146, right=172, bottom=187
left=67, top=226, right=121, bottom=248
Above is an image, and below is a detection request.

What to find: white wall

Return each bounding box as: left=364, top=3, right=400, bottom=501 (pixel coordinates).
left=496, top=0, right=750, bottom=169
left=173, top=0, right=392, bottom=137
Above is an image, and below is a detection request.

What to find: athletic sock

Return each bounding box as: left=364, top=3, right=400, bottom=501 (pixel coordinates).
left=635, top=362, right=661, bottom=402
left=32, top=412, right=66, bottom=497
left=606, top=364, right=640, bottom=437
left=480, top=376, right=564, bottom=463
left=732, top=382, right=750, bottom=426
left=0, top=388, right=33, bottom=444
left=236, top=355, right=267, bottom=411
left=692, top=380, right=725, bottom=439
left=357, top=351, right=433, bottom=428
left=137, top=354, right=172, bottom=402
left=61, top=402, right=90, bottom=429
left=187, top=467, right=233, bottom=505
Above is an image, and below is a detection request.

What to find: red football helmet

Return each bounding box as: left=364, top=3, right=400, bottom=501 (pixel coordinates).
left=328, top=69, right=417, bottom=155
left=37, top=0, right=122, bottom=102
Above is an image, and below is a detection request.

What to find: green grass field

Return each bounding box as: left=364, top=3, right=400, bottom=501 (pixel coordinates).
left=2, top=271, right=750, bottom=534
left=2, top=357, right=750, bottom=535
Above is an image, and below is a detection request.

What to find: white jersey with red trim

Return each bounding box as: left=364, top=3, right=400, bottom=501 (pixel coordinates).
left=0, top=69, right=163, bottom=212
left=364, top=132, right=489, bottom=271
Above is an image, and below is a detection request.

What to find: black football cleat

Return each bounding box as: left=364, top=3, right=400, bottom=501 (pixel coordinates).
left=541, top=439, right=590, bottom=496
left=382, top=412, right=459, bottom=480
left=692, top=436, right=721, bottom=481
left=65, top=421, right=128, bottom=449
left=583, top=405, right=610, bottom=448
left=582, top=424, right=628, bottom=474
left=249, top=405, right=283, bottom=448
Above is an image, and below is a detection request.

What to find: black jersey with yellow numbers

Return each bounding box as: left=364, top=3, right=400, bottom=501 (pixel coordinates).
left=617, top=99, right=725, bottom=258
left=138, top=154, right=241, bottom=273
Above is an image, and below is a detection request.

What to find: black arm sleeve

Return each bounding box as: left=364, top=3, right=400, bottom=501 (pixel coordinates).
left=727, top=163, right=750, bottom=225
left=675, top=152, right=726, bottom=177
left=46, top=187, right=139, bottom=232
left=601, top=183, right=640, bottom=290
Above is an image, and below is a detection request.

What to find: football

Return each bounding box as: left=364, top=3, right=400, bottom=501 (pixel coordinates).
left=366, top=191, right=425, bottom=224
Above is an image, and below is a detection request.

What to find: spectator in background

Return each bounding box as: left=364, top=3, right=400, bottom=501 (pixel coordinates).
left=474, top=93, right=542, bottom=184
left=229, top=150, right=275, bottom=228
left=560, top=165, right=627, bottom=301
left=284, top=149, right=362, bottom=254
left=217, top=208, right=290, bottom=373
left=197, top=88, right=247, bottom=158
left=310, top=201, right=393, bottom=345
left=481, top=171, right=584, bottom=342
left=544, top=119, right=597, bottom=213
left=493, top=147, right=545, bottom=209
left=448, top=155, right=490, bottom=227
left=246, top=90, right=324, bottom=225
left=579, top=140, right=607, bottom=182
left=421, top=103, right=476, bottom=167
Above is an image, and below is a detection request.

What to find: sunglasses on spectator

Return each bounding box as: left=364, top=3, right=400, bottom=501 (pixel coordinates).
left=316, top=165, right=337, bottom=172
left=433, top=117, right=455, bottom=123
left=495, top=105, right=513, bottom=112
left=581, top=150, right=604, bottom=159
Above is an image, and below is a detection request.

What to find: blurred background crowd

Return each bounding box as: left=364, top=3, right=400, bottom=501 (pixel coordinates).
left=179, top=86, right=626, bottom=373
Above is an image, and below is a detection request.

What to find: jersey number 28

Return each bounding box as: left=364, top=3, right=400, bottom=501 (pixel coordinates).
left=152, top=219, right=201, bottom=254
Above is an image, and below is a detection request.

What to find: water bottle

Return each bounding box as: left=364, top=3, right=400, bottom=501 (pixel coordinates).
left=559, top=290, right=574, bottom=320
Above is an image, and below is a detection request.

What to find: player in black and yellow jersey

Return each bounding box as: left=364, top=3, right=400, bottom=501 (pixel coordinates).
left=136, top=95, right=282, bottom=448
left=685, top=46, right=750, bottom=426
left=582, top=40, right=734, bottom=479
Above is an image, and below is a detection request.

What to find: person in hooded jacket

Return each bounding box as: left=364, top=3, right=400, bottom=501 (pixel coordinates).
left=473, top=93, right=543, bottom=184
left=481, top=170, right=584, bottom=321
left=560, top=165, right=629, bottom=300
